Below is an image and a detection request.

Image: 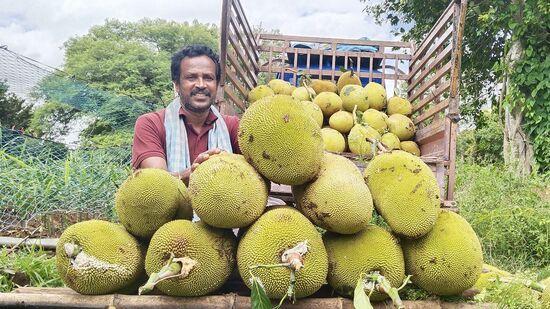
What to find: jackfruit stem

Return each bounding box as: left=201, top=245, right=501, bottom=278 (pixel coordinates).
left=138, top=253, right=197, bottom=295
left=364, top=272, right=408, bottom=309
left=64, top=243, right=81, bottom=258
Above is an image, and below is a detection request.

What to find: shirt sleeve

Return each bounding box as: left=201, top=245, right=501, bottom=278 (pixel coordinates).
left=131, top=114, right=166, bottom=169
left=223, top=115, right=241, bottom=154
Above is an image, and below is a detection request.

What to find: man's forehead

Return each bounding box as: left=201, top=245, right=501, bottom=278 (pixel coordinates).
left=180, top=55, right=216, bottom=70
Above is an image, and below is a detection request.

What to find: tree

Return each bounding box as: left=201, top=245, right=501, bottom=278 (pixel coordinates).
left=363, top=0, right=550, bottom=175
left=0, top=80, right=33, bottom=130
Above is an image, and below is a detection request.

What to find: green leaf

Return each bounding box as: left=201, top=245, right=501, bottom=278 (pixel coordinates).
left=251, top=276, right=272, bottom=309
left=353, top=278, right=374, bottom=309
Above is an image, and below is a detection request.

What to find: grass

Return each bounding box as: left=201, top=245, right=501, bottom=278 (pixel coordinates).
left=0, top=245, right=64, bottom=293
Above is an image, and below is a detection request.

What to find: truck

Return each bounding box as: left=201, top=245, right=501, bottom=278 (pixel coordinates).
left=217, top=0, right=468, bottom=209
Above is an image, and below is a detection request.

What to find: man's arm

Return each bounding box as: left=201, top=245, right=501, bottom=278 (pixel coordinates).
left=139, top=148, right=222, bottom=186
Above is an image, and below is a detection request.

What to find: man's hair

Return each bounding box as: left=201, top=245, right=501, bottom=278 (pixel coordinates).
left=171, top=44, right=221, bottom=84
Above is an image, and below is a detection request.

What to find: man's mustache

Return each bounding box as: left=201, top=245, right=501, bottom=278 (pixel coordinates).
left=191, top=89, right=211, bottom=97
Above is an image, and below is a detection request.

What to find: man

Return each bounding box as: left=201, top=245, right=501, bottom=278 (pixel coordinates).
left=132, top=44, right=240, bottom=185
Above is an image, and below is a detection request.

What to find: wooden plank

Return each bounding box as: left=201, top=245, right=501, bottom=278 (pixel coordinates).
left=227, top=30, right=258, bottom=86
left=415, top=118, right=446, bottom=145
left=409, top=62, right=452, bottom=103
left=413, top=98, right=450, bottom=125
left=258, top=67, right=406, bottom=82
left=227, top=49, right=254, bottom=90
left=231, top=0, right=259, bottom=60
left=229, top=9, right=259, bottom=71
left=224, top=86, right=246, bottom=112
left=409, top=43, right=452, bottom=92
left=258, top=33, right=412, bottom=49
left=447, top=120, right=458, bottom=201
left=3, top=288, right=496, bottom=309
left=225, top=68, right=248, bottom=101
left=412, top=81, right=451, bottom=112
left=448, top=0, right=468, bottom=120
left=219, top=0, right=232, bottom=88
left=258, top=45, right=412, bottom=60
left=411, top=2, right=454, bottom=66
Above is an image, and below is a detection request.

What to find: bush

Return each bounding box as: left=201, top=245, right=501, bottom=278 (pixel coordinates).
left=457, top=111, right=504, bottom=164
left=455, top=163, right=550, bottom=271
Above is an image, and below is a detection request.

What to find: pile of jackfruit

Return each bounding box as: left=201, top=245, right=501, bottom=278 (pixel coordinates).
left=56, top=77, right=500, bottom=307
left=248, top=71, right=421, bottom=158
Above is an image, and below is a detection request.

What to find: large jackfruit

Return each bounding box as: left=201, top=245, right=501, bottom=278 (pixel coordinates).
left=188, top=153, right=267, bottom=228
left=145, top=220, right=236, bottom=296
left=56, top=220, right=144, bottom=295
left=323, top=224, right=405, bottom=301
left=321, top=128, right=346, bottom=153
left=175, top=181, right=193, bottom=220
left=238, top=207, right=328, bottom=299
left=542, top=286, right=550, bottom=308
left=238, top=95, right=324, bottom=185
left=248, top=85, right=274, bottom=104
left=268, top=79, right=293, bottom=95
left=364, top=82, right=387, bottom=110
left=348, top=124, right=381, bottom=158
left=115, top=168, right=180, bottom=238
left=400, top=141, right=421, bottom=156
left=293, top=153, right=373, bottom=234
left=386, top=114, right=416, bottom=141
left=329, top=110, right=354, bottom=134
left=387, top=96, right=412, bottom=116
left=362, top=108, right=388, bottom=134
left=292, top=86, right=316, bottom=101
left=401, top=210, right=483, bottom=296
left=340, top=84, right=369, bottom=112
left=337, top=70, right=362, bottom=93
left=310, top=79, right=338, bottom=94
left=363, top=150, right=440, bottom=238
left=300, top=101, right=324, bottom=128
left=313, top=92, right=343, bottom=117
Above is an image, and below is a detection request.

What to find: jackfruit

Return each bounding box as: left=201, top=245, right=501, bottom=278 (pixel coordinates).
left=329, top=110, right=354, bottom=134
left=387, top=114, right=416, bottom=141
left=300, top=101, right=323, bottom=128
left=144, top=220, right=236, bottom=296
left=361, top=109, right=388, bottom=134
left=337, top=70, right=362, bottom=93
left=542, top=286, right=550, bottom=308
left=292, top=86, right=316, bottom=101
left=363, top=150, right=440, bottom=238
left=248, top=85, right=275, bottom=103
left=472, top=264, right=512, bottom=291
left=188, top=153, right=268, bottom=228
left=323, top=224, right=405, bottom=301
left=321, top=127, right=346, bottom=153
left=115, top=168, right=180, bottom=239
left=238, top=207, right=328, bottom=299
left=387, top=96, right=412, bottom=116
left=364, top=82, right=387, bottom=110
left=400, top=141, right=421, bottom=156
left=268, top=79, right=293, bottom=95
left=381, top=132, right=401, bottom=150
left=56, top=220, right=144, bottom=295
left=401, top=210, right=483, bottom=296
left=310, top=79, right=338, bottom=94
left=238, top=95, right=323, bottom=185
left=293, top=153, right=373, bottom=234
left=313, top=92, right=343, bottom=117
left=340, top=84, right=369, bottom=112
left=347, top=124, right=381, bottom=158
left=174, top=181, right=193, bottom=220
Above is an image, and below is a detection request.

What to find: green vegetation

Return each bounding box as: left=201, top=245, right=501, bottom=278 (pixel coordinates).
left=0, top=246, right=63, bottom=292
left=0, top=80, right=32, bottom=130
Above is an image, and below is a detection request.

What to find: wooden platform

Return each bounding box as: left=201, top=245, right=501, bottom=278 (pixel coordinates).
left=0, top=287, right=495, bottom=308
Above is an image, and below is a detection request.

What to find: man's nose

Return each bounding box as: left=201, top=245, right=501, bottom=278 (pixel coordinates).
left=196, top=77, right=206, bottom=88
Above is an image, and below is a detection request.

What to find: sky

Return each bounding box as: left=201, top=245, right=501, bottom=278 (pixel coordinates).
left=0, top=0, right=396, bottom=68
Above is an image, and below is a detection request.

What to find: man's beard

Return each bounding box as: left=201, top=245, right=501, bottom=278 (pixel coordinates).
left=181, top=88, right=214, bottom=113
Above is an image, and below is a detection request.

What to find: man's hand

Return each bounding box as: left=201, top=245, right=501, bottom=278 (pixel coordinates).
left=178, top=148, right=223, bottom=185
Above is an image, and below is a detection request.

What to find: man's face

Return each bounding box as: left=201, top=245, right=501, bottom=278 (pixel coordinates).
left=175, top=55, right=218, bottom=113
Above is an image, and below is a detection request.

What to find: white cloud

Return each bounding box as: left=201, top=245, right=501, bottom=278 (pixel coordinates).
left=0, top=0, right=395, bottom=68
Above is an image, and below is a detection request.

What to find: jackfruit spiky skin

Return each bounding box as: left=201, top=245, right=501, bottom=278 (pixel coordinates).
left=337, top=71, right=362, bottom=93
left=340, top=84, right=369, bottom=112
left=300, top=101, right=323, bottom=128
left=347, top=124, right=381, bottom=158
left=329, top=110, right=354, bottom=134
left=313, top=92, right=343, bottom=117
left=310, top=79, right=338, bottom=94
left=268, top=79, right=293, bottom=95
left=363, top=150, right=440, bottom=238
left=387, top=96, right=412, bottom=116
left=237, top=207, right=328, bottom=299
left=472, top=264, right=512, bottom=291
left=362, top=109, right=388, bottom=134
left=400, top=141, right=421, bottom=156
left=364, top=82, right=387, bottom=110
left=401, top=210, right=483, bottom=296
left=115, top=168, right=180, bottom=239
left=292, top=86, right=316, bottom=101
left=248, top=85, right=275, bottom=103
left=188, top=153, right=268, bottom=228
left=145, top=220, right=236, bottom=296
left=321, top=128, right=346, bottom=152
left=381, top=132, right=401, bottom=150
left=56, top=220, right=144, bottom=295
left=238, top=95, right=323, bottom=185
left=293, top=153, right=372, bottom=234
left=542, top=286, right=550, bottom=308
left=323, top=224, right=405, bottom=301
left=174, top=181, right=193, bottom=220
left=387, top=114, right=416, bottom=141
